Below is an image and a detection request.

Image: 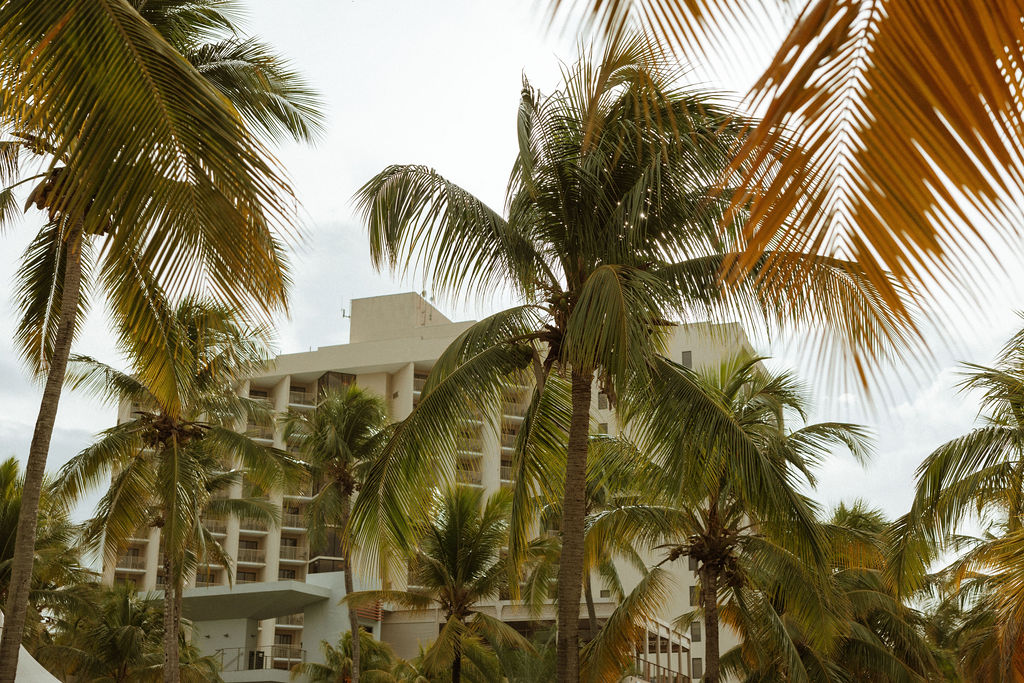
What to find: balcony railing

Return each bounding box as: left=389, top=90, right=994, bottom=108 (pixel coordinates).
left=217, top=646, right=306, bottom=672
left=115, top=554, right=146, bottom=570
left=201, top=517, right=227, bottom=534
left=289, top=390, right=314, bottom=406
left=632, top=655, right=690, bottom=683
left=237, top=548, right=266, bottom=564
left=239, top=518, right=268, bottom=532
left=457, top=437, right=484, bottom=453
left=246, top=424, right=274, bottom=440
left=278, top=545, right=308, bottom=561
left=281, top=512, right=305, bottom=528
left=500, top=465, right=515, bottom=481
left=455, top=469, right=482, bottom=486
left=236, top=574, right=260, bottom=584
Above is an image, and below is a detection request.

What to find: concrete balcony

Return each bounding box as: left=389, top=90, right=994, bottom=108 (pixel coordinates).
left=246, top=424, right=275, bottom=441
left=115, top=554, right=147, bottom=571
left=276, top=612, right=304, bottom=627
left=281, top=513, right=305, bottom=529
left=455, top=468, right=482, bottom=486
left=237, top=548, right=266, bottom=565
left=278, top=545, right=308, bottom=563
left=288, top=390, right=315, bottom=407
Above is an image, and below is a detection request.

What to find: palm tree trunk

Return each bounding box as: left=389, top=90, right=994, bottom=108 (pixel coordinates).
left=0, top=223, right=84, bottom=683
left=556, top=368, right=592, bottom=682
left=452, top=638, right=462, bottom=683
left=584, top=572, right=598, bottom=641
left=701, top=567, right=720, bottom=683
left=162, top=555, right=181, bottom=683
left=340, top=493, right=360, bottom=683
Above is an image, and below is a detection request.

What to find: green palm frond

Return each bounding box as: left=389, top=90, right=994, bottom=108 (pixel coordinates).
left=581, top=566, right=672, bottom=682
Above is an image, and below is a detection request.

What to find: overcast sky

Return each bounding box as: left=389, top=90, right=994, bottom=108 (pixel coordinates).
left=2, top=0, right=1022, bottom=522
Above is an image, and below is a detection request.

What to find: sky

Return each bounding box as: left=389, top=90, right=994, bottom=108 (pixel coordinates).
left=1, top=0, right=1023, bottom=522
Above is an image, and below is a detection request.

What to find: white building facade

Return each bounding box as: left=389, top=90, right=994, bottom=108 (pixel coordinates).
left=103, top=292, right=745, bottom=681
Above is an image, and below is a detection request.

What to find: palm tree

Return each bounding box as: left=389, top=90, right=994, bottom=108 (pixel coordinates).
left=280, top=386, right=391, bottom=683
left=353, top=37, right=908, bottom=681
left=892, top=325, right=1024, bottom=679
left=545, top=1, right=1023, bottom=330
left=35, top=583, right=222, bottom=682
left=722, top=502, right=939, bottom=681
left=0, top=458, right=94, bottom=653
left=347, top=487, right=532, bottom=683
left=590, top=355, right=873, bottom=683
left=292, top=630, right=428, bottom=683
left=0, top=2, right=321, bottom=672
left=53, top=298, right=293, bottom=683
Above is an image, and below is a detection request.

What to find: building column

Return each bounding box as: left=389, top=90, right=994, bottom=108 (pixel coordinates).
left=144, top=526, right=160, bottom=590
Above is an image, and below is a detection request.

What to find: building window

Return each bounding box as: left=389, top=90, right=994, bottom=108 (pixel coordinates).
left=279, top=568, right=296, bottom=580
left=691, top=620, right=702, bottom=642
left=597, top=393, right=609, bottom=410
left=597, top=422, right=608, bottom=435
left=688, top=556, right=699, bottom=572
left=600, top=589, right=611, bottom=598
left=237, top=570, right=258, bottom=583
left=681, top=350, right=692, bottom=369
left=281, top=537, right=298, bottom=547
left=689, top=585, right=699, bottom=607
left=274, top=633, right=293, bottom=645
left=692, top=657, right=703, bottom=679
left=239, top=539, right=259, bottom=550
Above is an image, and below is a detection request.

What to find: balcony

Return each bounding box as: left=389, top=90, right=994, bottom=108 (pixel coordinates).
left=217, top=646, right=306, bottom=673
left=281, top=512, right=305, bottom=529
left=632, top=656, right=690, bottom=683
left=283, top=483, right=314, bottom=500
left=202, top=517, right=228, bottom=535
left=115, top=554, right=147, bottom=571
left=278, top=545, right=308, bottom=562
left=500, top=465, right=515, bottom=482
left=239, top=518, right=269, bottom=533
left=289, top=390, right=315, bottom=407
left=455, top=468, right=482, bottom=486
left=246, top=424, right=275, bottom=441
left=237, top=548, right=266, bottom=565
left=276, top=613, right=304, bottom=627
left=457, top=437, right=484, bottom=454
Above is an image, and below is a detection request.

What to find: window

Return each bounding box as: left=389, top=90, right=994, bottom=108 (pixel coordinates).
left=237, top=570, right=258, bottom=583
left=681, top=350, right=693, bottom=369
left=600, top=589, right=611, bottom=598
left=597, top=393, right=609, bottom=410
left=692, top=657, right=703, bottom=679
left=285, top=505, right=300, bottom=515
left=597, top=422, right=608, bottom=435
left=239, top=539, right=259, bottom=550
left=689, top=585, right=699, bottom=607
left=279, top=568, right=296, bottom=580
left=281, top=537, right=298, bottom=547
left=274, top=633, right=293, bottom=645
left=691, top=620, right=702, bottom=642
left=688, top=556, right=699, bottom=572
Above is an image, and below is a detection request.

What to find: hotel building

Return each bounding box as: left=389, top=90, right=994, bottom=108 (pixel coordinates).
left=103, top=292, right=747, bottom=681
